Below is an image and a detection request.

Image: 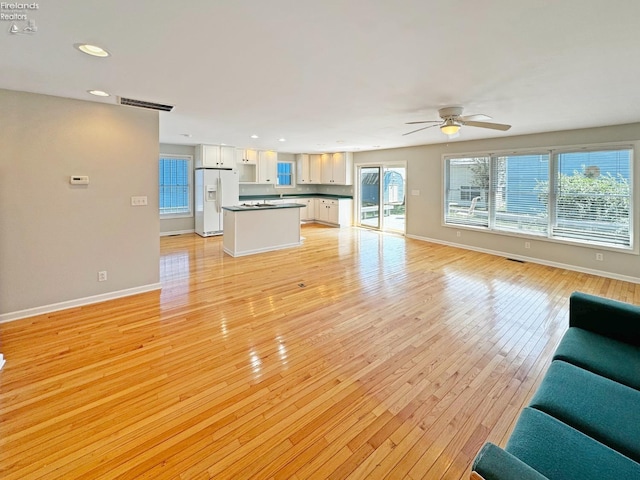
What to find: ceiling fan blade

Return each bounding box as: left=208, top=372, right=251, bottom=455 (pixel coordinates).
left=460, top=114, right=491, bottom=121
left=462, top=120, right=511, bottom=131
left=402, top=124, right=440, bottom=136
left=405, top=120, right=441, bottom=125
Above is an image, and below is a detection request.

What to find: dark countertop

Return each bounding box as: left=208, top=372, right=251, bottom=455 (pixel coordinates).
left=222, top=203, right=304, bottom=212
left=239, top=193, right=353, bottom=201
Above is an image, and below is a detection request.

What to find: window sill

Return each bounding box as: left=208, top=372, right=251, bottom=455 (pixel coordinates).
left=443, top=223, right=637, bottom=255
left=160, top=213, right=193, bottom=220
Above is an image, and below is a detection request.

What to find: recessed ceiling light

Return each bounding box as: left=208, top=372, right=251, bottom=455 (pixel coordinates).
left=251, top=134, right=259, bottom=139
left=74, top=43, right=110, bottom=57
left=88, top=90, right=110, bottom=97
left=180, top=133, right=192, bottom=138
left=278, top=138, right=286, bottom=142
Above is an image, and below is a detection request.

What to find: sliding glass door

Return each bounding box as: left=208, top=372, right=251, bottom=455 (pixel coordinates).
left=359, top=167, right=381, bottom=229
left=357, top=164, right=406, bottom=233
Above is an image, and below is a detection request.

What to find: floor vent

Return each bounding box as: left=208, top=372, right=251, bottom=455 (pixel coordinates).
left=118, top=97, right=174, bottom=112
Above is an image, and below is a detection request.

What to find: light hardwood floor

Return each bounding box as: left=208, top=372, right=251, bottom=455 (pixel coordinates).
left=1, top=224, right=638, bottom=479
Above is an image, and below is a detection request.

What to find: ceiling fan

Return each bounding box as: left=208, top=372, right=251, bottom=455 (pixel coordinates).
left=403, top=106, right=511, bottom=136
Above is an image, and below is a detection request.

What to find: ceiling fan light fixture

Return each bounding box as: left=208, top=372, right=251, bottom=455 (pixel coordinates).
left=440, top=120, right=460, bottom=136
left=75, top=43, right=110, bottom=57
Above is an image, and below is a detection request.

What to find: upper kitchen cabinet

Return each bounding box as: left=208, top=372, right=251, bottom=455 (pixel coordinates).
left=297, top=154, right=322, bottom=184
left=220, top=146, right=236, bottom=169
left=241, top=149, right=259, bottom=164
left=321, top=152, right=353, bottom=185
left=236, top=148, right=257, bottom=183
left=195, top=145, right=237, bottom=169
left=258, top=150, right=278, bottom=184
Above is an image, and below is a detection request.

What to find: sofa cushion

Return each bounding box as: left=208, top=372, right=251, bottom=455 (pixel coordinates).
left=569, top=292, right=640, bottom=345
left=529, top=360, right=640, bottom=462
left=505, top=408, right=640, bottom=480
left=553, top=327, right=640, bottom=390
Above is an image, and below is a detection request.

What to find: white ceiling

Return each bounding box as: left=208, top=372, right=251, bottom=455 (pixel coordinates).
left=3, top=1, right=640, bottom=153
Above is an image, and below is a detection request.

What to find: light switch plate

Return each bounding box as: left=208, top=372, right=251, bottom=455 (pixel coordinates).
left=131, top=196, right=148, bottom=206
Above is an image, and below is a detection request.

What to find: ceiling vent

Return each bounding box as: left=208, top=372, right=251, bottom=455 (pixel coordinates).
left=117, top=96, right=174, bottom=112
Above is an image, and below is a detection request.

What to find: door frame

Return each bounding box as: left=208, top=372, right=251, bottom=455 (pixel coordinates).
left=355, top=161, right=406, bottom=234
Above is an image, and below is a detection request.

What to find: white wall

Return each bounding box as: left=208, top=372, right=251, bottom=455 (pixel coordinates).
left=0, top=89, right=160, bottom=320
left=354, top=123, right=640, bottom=282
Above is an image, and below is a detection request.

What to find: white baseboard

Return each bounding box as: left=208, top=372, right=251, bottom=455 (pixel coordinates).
left=0, top=354, right=5, bottom=370
left=0, top=283, right=162, bottom=324
left=406, top=234, right=640, bottom=285
left=160, top=229, right=195, bottom=237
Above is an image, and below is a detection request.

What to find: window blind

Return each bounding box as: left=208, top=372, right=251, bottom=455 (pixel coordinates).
left=159, top=157, right=191, bottom=216
left=444, top=157, right=490, bottom=228
left=443, top=145, right=633, bottom=250
left=553, top=149, right=631, bottom=247
left=492, top=153, right=549, bottom=236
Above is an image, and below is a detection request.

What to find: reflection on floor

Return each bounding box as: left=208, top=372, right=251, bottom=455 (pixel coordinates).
left=1, top=223, right=638, bottom=479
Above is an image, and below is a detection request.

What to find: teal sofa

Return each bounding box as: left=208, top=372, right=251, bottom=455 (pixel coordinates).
left=471, top=291, right=640, bottom=480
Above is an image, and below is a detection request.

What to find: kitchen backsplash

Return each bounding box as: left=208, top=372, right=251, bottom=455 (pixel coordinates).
left=240, top=184, right=354, bottom=197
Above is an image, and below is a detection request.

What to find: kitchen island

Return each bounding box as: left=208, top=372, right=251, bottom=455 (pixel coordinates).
left=222, top=203, right=304, bottom=257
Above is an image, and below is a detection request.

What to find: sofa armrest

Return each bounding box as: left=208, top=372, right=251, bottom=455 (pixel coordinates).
left=472, top=443, right=549, bottom=480
left=570, top=292, right=640, bottom=345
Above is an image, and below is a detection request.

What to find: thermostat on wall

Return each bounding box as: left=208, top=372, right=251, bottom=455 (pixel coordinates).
left=70, top=175, right=89, bottom=185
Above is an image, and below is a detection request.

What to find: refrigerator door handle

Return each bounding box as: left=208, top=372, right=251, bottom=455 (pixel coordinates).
left=216, top=177, right=222, bottom=213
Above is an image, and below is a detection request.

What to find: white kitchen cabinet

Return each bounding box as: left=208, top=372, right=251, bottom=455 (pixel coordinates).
left=320, top=154, right=333, bottom=184
left=236, top=148, right=258, bottom=183
left=320, top=152, right=353, bottom=185
left=309, top=154, right=322, bottom=184
left=296, top=154, right=310, bottom=184
left=195, top=145, right=237, bottom=169
left=219, top=146, right=237, bottom=169
left=258, top=150, right=278, bottom=184
left=315, top=198, right=352, bottom=226
left=296, top=198, right=315, bottom=221
left=195, top=145, right=219, bottom=168
left=241, top=149, right=259, bottom=164
left=296, top=154, right=322, bottom=184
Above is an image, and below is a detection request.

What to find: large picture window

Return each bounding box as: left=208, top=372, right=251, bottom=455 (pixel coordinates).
left=444, top=146, right=633, bottom=250
left=159, top=155, right=192, bottom=217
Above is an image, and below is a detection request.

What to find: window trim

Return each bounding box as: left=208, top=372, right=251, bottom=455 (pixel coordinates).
left=442, top=142, right=636, bottom=254
left=159, top=154, right=193, bottom=219
left=275, top=160, right=296, bottom=189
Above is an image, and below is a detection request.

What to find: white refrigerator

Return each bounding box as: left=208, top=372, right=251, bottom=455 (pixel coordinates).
left=195, top=168, right=239, bottom=237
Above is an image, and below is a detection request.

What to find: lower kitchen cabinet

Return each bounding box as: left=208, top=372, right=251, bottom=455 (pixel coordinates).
left=315, top=198, right=352, bottom=227
left=240, top=196, right=352, bottom=227
left=296, top=198, right=316, bottom=221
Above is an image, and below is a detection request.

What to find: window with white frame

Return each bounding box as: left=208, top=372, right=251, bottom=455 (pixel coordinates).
left=277, top=161, right=295, bottom=187
left=444, top=145, right=633, bottom=250
left=159, top=155, right=192, bottom=217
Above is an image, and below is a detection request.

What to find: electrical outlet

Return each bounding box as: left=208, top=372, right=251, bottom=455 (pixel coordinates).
left=131, top=196, right=148, bottom=206
left=525, top=242, right=531, bottom=249
left=98, top=271, right=107, bottom=282
left=456, top=231, right=461, bottom=238
left=595, top=253, right=604, bottom=261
